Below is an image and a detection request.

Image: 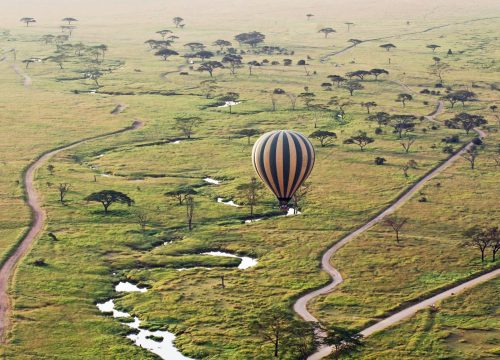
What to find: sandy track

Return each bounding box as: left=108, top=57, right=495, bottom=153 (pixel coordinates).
left=0, top=120, right=143, bottom=342
left=320, top=16, right=499, bottom=62
left=293, top=102, right=495, bottom=359
left=10, top=64, right=32, bottom=87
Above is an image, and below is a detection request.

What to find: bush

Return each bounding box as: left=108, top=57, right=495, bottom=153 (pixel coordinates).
left=297, top=59, right=306, bottom=65
left=32, top=258, right=47, bottom=266
left=374, top=157, right=386, bottom=165
left=442, top=145, right=455, bottom=154
left=418, top=197, right=427, bottom=202
left=374, top=127, right=383, bottom=135
left=441, top=134, right=460, bottom=143
left=472, top=137, right=483, bottom=145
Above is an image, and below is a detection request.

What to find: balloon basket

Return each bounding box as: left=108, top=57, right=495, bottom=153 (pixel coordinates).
left=279, top=202, right=289, bottom=213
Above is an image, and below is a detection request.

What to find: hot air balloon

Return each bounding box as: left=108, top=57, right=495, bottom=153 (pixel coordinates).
left=252, top=130, right=315, bottom=211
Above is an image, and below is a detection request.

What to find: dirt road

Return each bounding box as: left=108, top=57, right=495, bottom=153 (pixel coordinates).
left=293, top=102, right=495, bottom=359
left=0, top=120, right=143, bottom=342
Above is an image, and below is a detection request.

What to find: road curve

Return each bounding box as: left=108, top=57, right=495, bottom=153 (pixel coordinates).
left=0, top=120, right=143, bottom=342
left=293, top=102, right=493, bottom=359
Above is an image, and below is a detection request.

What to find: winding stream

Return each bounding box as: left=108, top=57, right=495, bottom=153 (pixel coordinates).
left=96, top=282, right=194, bottom=360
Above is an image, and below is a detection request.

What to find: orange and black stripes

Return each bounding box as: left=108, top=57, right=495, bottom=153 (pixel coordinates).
left=252, top=130, right=315, bottom=204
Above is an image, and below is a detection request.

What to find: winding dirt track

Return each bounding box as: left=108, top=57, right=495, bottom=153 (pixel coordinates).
left=293, top=102, right=497, bottom=359
left=0, top=120, right=143, bottom=342
left=320, top=16, right=499, bottom=62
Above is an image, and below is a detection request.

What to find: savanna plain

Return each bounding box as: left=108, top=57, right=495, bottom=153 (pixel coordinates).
left=0, top=0, right=498, bottom=359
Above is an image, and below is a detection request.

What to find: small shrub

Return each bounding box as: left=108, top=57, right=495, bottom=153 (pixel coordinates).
left=374, top=127, right=383, bottom=135
left=374, top=157, right=386, bottom=165
left=472, top=138, right=483, bottom=145
left=441, top=134, right=460, bottom=143
left=32, top=258, right=47, bottom=266
left=418, top=197, right=427, bottom=202
left=443, top=145, right=455, bottom=154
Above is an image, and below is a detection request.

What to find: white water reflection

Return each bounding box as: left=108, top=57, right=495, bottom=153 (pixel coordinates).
left=245, top=218, right=263, bottom=224
left=286, top=208, right=301, bottom=216
left=203, top=177, right=220, bottom=185
left=217, top=101, right=240, bottom=108
left=217, top=198, right=241, bottom=207
left=96, top=294, right=194, bottom=359
left=202, top=251, right=257, bottom=270
left=115, top=282, right=147, bottom=293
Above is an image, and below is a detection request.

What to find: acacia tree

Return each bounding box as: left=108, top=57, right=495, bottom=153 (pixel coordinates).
left=306, top=14, right=314, bottom=21
left=327, top=75, right=346, bottom=87
left=165, top=185, right=197, bottom=205
left=62, top=17, right=78, bottom=25
left=380, top=43, right=396, bottom=51
left=343, top=131, right=374, bottom=151
left=345, top=22, right=355, bottom=32
left=250, top=307, right=293, bottom=358
left=236, top=177, right=263, bottom=218
left=172, top=17, right=184, bottom=28
left=185, top=195, right=195, bottom=230
left=175, top=116, right=201, bottom=139
left=402, top=159, right=418, bottom=177
left=194, top=50, right=214, bottom=61
left=84, top=190, right=134, bottom=213
left=154, top=48, right=179, bottom=61
left=247, top=60, right=260, bottom=75
left=489, top=227, right=500, bottom=261
left=213, top=39, right=232, bottom=51
left=199, top=79, right=219, bottom=99
left=383, top=216, right=408, bottom=243
left=444, top=113, right=487, bottom=135
left=426, top=44, right=440, bottom=52
left=20, top=17, right=36, bottom=27
left=430, top=61, right=449, bottom=84
left=400, top=135, right=417, bottom=153
left=463, top=226, right=497, bottom=262
left=370, top=68, right=389, bottom=80
left=461, top=144, right=480, bottom=169
left=342, top=81, right=364, bottom=96
left=368, top=111, right=390, bottom=128
left=310, top=130, right=337, bottom=147
left=390, top=114, right=417, bottom=138
left=184, top=42, right=205, bottom=52
left=361, top=101, right=377, bottom=114
left=234, top=31, right=266, bottom=47
left=198, top=61, right=223, bottom=77
left=319, top=27, right=336, bottom=38
left=292, top=182, right=311, bottom=213
left=222, top=54, right=242, bottom=75
left=322, top=325, right=364, bottom=360
left=286, top=92, right=298, bottom=110
left=58, top=183, right=71, bottom=204
left=41, top=34, right=55, bottom=44
left=237, top=129, right=261, bottom=145
left=219, top=92, right=240, bottom=113
left=396, top=93, right=413, bottom=108
left=285, top=320, right=321, bottom=359
left=134, top=209, right=149, bottom=234
left=156, top=29, right=172, bottom=40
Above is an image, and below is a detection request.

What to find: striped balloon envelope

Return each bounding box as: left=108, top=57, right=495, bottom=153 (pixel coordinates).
left=252, top=130, right=315, bottom=210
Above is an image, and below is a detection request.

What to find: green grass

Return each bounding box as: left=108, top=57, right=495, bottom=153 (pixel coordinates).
left=352, top=277, right=500, bottom=360
left=0, top=2, right=498, bottom=359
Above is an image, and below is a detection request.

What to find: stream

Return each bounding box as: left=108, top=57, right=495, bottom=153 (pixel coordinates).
left=96, top=282, right=194, bottom=360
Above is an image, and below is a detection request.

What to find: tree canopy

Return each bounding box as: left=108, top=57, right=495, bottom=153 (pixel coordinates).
left=234, top=31, right=266, bottom=47
left=84, top=190, right=134, bottom=213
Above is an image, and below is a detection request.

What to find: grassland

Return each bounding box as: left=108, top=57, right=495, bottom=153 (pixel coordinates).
left=354, top=277, right=500, bottom=360
left=0, top=1, right=498, bottom=359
